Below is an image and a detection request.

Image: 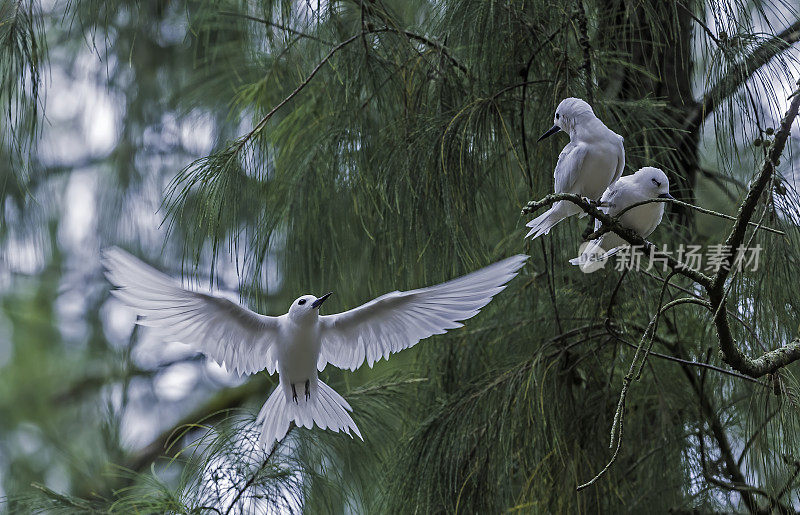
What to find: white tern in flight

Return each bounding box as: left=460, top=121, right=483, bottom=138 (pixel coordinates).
left=102, top=248, right=527, bottom=446
left=526, top=97, right=625, bottom=239
left=570, top=166, right=672, bottom=273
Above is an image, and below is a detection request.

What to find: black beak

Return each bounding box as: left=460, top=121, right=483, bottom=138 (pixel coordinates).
left=311, top=292, right=333, bottom=309
left=537, top=125, right=562, bottom=142
left=658, top=193, right=675, bottom=200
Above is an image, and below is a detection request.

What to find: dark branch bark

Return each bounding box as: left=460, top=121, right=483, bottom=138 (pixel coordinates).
left=708, top=82, right=800, bottom=378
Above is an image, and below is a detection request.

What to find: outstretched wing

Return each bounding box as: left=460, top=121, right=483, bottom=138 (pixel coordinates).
left=317, top=255, right=527, bottom=371
left=102, top=247, right=281, bottom=375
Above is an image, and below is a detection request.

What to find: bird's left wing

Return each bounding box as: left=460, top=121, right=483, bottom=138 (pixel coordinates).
left=317, top=255, right=527, bottom=371
left=102, top=247, right=281, bottom=375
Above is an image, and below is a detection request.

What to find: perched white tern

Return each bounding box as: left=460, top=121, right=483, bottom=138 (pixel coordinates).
left=102, top=248, right=527, bottom=446
left=570, top=166, right=672, bottom=273
left=526, top=97, right=625, bottom=239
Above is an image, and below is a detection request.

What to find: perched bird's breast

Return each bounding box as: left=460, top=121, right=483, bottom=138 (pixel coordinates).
left=579, top=143, right=622, bottom=199
left=618, top=196, right=665, bottom=237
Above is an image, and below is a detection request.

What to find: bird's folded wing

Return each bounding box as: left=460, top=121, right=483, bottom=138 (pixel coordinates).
left=612, top=135, right=625, bottom=184
left=102, top=247, right=281, bottom=375
left=554, top=142, right=587, bottom=194
left=593, top=180, right=620, bottom=231
left=317, top=255, right=527, bottom=371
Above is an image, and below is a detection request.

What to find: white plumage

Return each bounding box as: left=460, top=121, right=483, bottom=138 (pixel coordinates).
left=570, top=166, right=672, bottom=273
left=102, top=248, right=527, bottom=446
left=526, top=97, right=625, bottom=239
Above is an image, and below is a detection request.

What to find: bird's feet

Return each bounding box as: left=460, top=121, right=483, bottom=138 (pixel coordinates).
left=305, top=380, right=310, bottom=401
left=581, top=197, right=608, bottom=208
left=291, top=384, right=298, bottom=404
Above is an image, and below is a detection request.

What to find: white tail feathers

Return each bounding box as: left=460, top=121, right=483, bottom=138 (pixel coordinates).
left=256, top=379, right=363, bottom=446
left=569, top=240, right=625, bottom=274
left=525, top=201, right=581, bottom=240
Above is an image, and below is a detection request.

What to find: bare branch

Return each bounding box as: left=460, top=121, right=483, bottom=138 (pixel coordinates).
left=607, top=324, right=767, bottom=386
left=709, top=81, right=800, bottom=378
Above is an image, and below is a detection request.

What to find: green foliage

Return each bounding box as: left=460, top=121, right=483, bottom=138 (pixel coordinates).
left=2, top=0, right=800, bottom=513
left=0, top=0, right=44, bottom=224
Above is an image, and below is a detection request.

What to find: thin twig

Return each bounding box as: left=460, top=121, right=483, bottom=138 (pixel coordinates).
left=592, top=197, right=785, bottom=236
left=232, top=30, right=387, bottom=154
left=223, top=430, right=290, bottom=515
left=611, top=330, right=767, bottom=386
left=574, top=0, right=592, bottom=104
left=218, top=11, right=333, bottom=44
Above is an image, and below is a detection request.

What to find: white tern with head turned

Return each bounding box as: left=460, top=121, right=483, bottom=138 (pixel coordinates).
left=102, top=248, right=527, bottom=446
left=526, top=97, right=625, bottom=239
left=570, top=166, right=672, bottom=273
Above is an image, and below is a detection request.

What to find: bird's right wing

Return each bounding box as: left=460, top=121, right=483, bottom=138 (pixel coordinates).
left=590, top=176, right=635, bottom=248
left=592, top=178, right=623, bottom=231
left=102, top=247, right=281, bottom=376
left=317, top=255, right=528, bottom=371
left=554, top=142, right=588, bottom=195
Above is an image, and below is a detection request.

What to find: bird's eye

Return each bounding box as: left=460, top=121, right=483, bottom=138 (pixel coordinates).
left=652, top=178, right=661, bottom=187
left=556, top=113, right=560, bottom=120
left=298, top=299, right=306, bottom=305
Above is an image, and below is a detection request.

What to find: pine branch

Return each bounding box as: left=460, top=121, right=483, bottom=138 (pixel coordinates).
left=668, top=336, right=773, bottom=513
left=218, top=11, right=334, bottom=44
left=685, top=19, right=800, bottom=128
left=607, top=325, right=767, bottom=386
left=696, top=431, right=770, bottom=513
left=231, top=30, right=385, bottom=155
left=205, top=24, right=467, bottom=168
left=737, top=407, right=781, bottom=467
left=393, top=29, right=469, bottom=76
left=708, top=81, right=800, bottom=378
left=578, top=282, right=697, bottom=491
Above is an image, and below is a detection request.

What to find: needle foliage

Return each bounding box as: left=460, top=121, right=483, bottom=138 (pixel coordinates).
left=2, top=0, right=800, bottom=513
